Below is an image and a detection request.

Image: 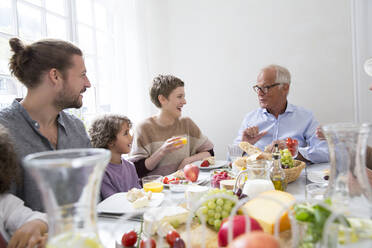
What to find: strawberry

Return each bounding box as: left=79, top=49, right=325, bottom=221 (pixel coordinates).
left=200, top=160, right=210, bottom=167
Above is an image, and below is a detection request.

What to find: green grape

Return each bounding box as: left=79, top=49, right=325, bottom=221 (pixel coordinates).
left=197, top=189, right=238, bottom=230
left=200, top=206, right=208, bottom=214
left=214, top=213, right=221, bottom=219
left=221, top=211, right=229, bottom=218
left=226, top=190, right=234, bottom=195
left=223, top=204, right=232, bottom=211
left=211, top=188, right=220, bottom=194
left=208, top=201, right=216, bottom=209
left=215, top=206, right=222, bottom=213
left=216, top=198, right=224, bottom=206
left=208, top=209, right=215, bottom=217
left=208, top=218, right=215, bottom=226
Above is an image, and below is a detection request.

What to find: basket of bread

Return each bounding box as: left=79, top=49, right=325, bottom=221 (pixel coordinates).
left=234, top=142, right=305, bottom=183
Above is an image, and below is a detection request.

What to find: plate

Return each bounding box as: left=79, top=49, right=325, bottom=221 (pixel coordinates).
left=307, top=171, right=329, bottom=184
left=97, top=192, right=164, bottom=214
left=163, top=178, right=207, bottom=189
left=193, top=160, right=229, bottom=170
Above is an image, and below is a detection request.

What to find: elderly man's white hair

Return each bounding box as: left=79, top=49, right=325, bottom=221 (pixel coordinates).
left=265, top=64, right=291, bottom=85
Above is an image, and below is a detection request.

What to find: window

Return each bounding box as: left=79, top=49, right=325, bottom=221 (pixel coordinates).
left=0, top=0, right=116, bottom=124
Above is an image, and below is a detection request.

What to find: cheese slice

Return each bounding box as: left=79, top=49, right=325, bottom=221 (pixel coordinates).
left=240, top=190, right=296, bottom=234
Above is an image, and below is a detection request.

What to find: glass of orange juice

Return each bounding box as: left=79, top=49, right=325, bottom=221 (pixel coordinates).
left=174, top=135, right=188, bottom=147
left=142, top=175, right=164, bottom=193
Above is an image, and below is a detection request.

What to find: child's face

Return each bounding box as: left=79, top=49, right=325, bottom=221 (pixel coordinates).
left=112, top=122, right=133, bottom=155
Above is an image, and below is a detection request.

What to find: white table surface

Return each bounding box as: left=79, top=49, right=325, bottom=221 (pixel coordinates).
left=97, top=163, right=333, bottom=247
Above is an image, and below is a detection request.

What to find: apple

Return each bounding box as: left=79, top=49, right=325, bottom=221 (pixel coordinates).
left=227, top=232, right=280, bottom=248
left=218, top=215, right=263, bottom=247
left=183, top=164, right=199, bottom=182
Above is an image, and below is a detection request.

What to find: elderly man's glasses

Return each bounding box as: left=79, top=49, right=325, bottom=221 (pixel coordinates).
left=252, top=83, right=282, bottom=94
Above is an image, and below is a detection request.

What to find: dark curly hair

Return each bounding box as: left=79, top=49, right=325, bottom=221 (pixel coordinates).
left=149, top=75, right=184, bottom=108
left=9, top=37, right=82, bottom=89
left=0, top=124, right=20, bottom=194
left=89, top=114, right=132, bottom=149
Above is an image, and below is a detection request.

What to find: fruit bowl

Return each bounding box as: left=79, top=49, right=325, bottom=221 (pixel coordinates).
left=283, top=160, right=306, bottom=183
left=210, top=169, right=235, bottom=189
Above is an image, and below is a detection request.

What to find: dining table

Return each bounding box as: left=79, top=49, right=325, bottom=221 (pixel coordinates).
left=97, top=162, right=366, bottom=248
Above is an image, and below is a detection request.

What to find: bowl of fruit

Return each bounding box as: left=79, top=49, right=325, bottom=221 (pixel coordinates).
left=280, top=147, right=306, bottom=183
left=210, top=170, right=235, bottom=189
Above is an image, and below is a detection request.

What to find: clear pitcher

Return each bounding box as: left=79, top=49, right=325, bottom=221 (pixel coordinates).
left=322, top=123, right=372, bottom=218
left=234, top=160, right=274, bottom=199
left=23, top=148, right=111, bottom=248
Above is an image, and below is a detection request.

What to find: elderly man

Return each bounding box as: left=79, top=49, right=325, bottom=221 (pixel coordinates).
left=0, top=38, right=92, bottom=211
left=234, top=64, right=328, bottom=163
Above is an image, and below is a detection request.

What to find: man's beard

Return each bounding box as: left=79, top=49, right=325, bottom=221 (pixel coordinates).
left=54, top=87, right=83, bottom=110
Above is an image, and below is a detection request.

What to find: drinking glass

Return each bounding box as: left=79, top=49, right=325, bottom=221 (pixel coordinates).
left=227, top=144, right=243, bottom=163
left=306, top=183, right=327, bottom=202
left=23, top=148, right=111, bottom=248
left=142, top=175, right=164, bottom=193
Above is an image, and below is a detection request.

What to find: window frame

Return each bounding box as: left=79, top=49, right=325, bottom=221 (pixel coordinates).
left=0, top=0, right=114, bottom=119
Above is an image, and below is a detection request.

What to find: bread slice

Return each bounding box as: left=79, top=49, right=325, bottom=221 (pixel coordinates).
left=239, top=141, right=262, bottom=156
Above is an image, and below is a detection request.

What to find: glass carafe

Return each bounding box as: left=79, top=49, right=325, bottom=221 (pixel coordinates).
left=234, top=160, right=274, bottom=199
left=23, top=148, right=111, bottom=248
left=322, top=123, right=372, bottom=218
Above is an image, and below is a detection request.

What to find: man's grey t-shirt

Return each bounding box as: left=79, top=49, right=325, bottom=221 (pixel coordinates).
left=0, top=100, right=91, bottom=211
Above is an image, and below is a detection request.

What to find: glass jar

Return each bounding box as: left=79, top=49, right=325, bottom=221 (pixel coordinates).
left=234, top=160, right=274, bottom=199
left=321, top=123, right=372, bottom=246
left=322, top=123, right=372, bottom=217
left=23, top=148, right=111, bottom=248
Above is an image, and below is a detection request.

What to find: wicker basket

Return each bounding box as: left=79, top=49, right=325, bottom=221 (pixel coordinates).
left=284, top=160, right=306, bottom=183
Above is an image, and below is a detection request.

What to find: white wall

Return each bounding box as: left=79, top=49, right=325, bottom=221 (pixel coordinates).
left=144, top=0, right=354, bottom=159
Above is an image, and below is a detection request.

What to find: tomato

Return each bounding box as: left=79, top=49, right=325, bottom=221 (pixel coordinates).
left=140, top=238, right=156, bottom=248
left=121, top=230, right=137, bottom=247
left=166, top=230, right=180, bottom=247
left=163, top=177, right=169, bottom=184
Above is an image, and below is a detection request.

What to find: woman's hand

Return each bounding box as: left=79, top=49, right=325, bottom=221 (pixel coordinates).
left=160, top=137, right=185, bottom=155
left=145, top=136, right=185, bottom=171
left=8, top=219, right=48, bottom=248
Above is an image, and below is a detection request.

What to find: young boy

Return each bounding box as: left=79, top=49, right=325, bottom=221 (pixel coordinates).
left=89, top=115, right=141, bottom=200
left=0, top=124, right=48, bottom=247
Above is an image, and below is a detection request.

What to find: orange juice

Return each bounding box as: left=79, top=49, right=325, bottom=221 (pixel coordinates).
left=174, top=136, right=187, bottom=146
left=143, top=182, right=163, bottom=192
left=179, top=137, right=187, bottom=145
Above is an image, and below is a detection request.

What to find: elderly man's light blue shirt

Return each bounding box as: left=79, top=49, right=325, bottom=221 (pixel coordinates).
left=234, top=103, right=329, bottom=163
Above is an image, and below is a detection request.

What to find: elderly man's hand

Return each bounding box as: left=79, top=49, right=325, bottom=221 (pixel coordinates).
left=316, top=126, right=325, bottom=140
left=242, top=126, right=268, bottom=145
left=264, top=140, right=286, bottom=153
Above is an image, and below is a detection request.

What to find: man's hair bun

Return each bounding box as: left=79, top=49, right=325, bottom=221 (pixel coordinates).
left=9, top=38, right=25, bottom=54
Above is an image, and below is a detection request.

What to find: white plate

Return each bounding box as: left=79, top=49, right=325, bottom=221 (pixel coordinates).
left=193, top=160, right=229, bottom=170
left=307, top=171, right=329, bottom=184
left=97, top=192, right=164, bottom=214
left=163, top=178, right=207, bottom=188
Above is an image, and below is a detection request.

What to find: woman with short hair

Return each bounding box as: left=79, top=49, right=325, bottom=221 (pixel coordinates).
left=130, top=75, right=214, bottom=177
